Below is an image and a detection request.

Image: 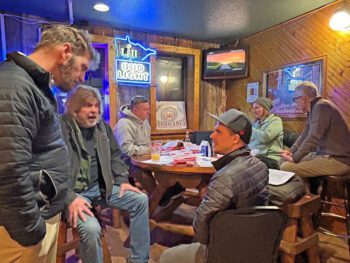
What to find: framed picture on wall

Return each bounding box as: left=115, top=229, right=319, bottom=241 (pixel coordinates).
left=263, top=58, right=325, bottom=119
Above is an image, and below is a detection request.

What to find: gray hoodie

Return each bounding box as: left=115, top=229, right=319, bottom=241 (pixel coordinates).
left=114, top=104, right=151, bottom=161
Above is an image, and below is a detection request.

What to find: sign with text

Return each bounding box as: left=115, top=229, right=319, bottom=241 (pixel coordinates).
left=114, top=35, right=156, bottom=85
left=116, top=60, right=151, bottom=84
left=156, top=101, right=187, bottom=130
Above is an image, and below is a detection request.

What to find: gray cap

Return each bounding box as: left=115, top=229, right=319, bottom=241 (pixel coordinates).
left=208, top=109, right=252, bottom=144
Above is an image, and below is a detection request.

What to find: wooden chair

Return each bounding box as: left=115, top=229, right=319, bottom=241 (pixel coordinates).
left=56, top=213, right=112, bottom=263
left=318, top=174, right=350, bottom=253
left=279, top=194, right=321, bottom=263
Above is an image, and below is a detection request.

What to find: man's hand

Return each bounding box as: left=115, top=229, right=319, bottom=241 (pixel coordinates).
left=119, top=183, right=143, bottom=198
left=68, top=196, right=94, bottom=228
left=280, top=150, right=294, bottom=162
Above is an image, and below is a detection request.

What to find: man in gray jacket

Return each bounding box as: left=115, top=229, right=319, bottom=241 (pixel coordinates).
left=61, top=86, right=150, bottom=263
left=114, top=96, right=156, bottom=193
left=280, top=81, right=350, bottom=193
left=114, top=96, right=184, bottom=208
left=160, top=109, right=269, bottom=263
left=0, top=25, right=95, bottom=263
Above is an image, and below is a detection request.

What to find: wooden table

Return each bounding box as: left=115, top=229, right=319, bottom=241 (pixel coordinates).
left=131, top=155, right=216, bottom=219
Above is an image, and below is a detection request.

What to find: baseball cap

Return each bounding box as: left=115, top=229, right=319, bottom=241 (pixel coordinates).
left=208, top=109, right=252, bottom=144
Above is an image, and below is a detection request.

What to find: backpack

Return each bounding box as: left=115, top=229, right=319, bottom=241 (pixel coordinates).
left=268, top=176, right=305, bottom=206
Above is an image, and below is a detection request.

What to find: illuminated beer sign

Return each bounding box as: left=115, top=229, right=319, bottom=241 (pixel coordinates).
left=114, top=36, right=156, bottom=85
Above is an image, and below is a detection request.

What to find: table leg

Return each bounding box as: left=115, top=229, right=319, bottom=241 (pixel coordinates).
left=149, top=185, right=168, bottom=217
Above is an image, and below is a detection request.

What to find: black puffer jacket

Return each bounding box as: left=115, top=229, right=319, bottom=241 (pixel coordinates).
left=0, top=52, right=70, bottom=246
left=193, top=146, right=269, bottom=244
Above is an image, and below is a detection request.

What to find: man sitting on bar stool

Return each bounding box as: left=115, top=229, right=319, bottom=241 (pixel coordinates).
left=60, top=86, right=150, bottom=263
left=280, top=81, right=350, bottom=194
left=114, top=96, right=184, bottom=209
left=160, top=109, right=269, bottom=263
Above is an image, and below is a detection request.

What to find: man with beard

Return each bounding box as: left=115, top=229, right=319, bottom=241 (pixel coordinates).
left=60, top=85, right=150, bottom=263
left=0, top=25, right=95, bottom=263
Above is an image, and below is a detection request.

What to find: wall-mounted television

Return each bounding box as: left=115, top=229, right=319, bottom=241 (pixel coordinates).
left=202, top=46, right=248, bottom=80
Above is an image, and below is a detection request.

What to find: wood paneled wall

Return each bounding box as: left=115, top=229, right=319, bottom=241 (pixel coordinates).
left=89, top=25, right=222, bottom=131
left=226, top=1, right=350, bottom=133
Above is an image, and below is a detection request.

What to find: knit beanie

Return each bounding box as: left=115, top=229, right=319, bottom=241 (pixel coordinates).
left=254, top=97, right=273, bottom=111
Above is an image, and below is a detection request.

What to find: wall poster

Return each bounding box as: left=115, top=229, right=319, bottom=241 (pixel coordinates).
left=156, top=101, right=187, bottom=129
left=263, top=59, right=324, bottom=119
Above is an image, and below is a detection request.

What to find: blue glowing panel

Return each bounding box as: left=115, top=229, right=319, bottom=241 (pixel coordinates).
left=114, top=35, right=156, bottom=62
left=116, top=59, right=151, bottom=85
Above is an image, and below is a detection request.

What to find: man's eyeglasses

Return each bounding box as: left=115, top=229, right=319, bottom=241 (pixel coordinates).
left=293, top=96, right=303, bottom=102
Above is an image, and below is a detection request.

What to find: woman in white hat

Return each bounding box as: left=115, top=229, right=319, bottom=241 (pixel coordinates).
left=248, top=97, right=283, bottom=169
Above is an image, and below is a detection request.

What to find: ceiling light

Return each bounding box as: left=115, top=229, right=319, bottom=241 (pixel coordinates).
left=329, top=10, right=350, bottom=31
left=93, top=3, right=110, bottom=12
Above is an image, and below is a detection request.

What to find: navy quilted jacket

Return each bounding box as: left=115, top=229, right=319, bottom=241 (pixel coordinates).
left=193, top=146, right=269, bottom=244
left=0, top=52, right=70, bottom=246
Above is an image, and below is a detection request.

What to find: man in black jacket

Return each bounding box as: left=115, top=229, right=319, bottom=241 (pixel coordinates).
left=0, top=25, right=95, bottom=263
left=160, top=109, right=268, bottom=263
left=60, top=85, right=150, bottom=263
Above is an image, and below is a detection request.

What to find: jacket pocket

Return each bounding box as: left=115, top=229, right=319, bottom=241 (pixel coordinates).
left=35, top=170, right=58, bottom=209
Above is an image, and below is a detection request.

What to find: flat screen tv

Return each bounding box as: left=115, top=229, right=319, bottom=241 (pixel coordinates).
left=202, top=46, right=248, bottom=80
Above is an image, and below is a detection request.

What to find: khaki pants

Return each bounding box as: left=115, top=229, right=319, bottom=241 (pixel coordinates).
left=280, top=153, right=350, bottom=178
left=0, top=213, right=61, bottom=263
left=160, top=242, right=207, bottom=263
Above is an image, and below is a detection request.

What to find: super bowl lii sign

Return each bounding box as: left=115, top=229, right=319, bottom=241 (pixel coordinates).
left=114, top=36, right=156, bottom=85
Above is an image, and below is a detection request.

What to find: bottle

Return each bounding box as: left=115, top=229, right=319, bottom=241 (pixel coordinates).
left=184, top=130, right=191, bottom=143
left=199, top=140, right=212, bottom=157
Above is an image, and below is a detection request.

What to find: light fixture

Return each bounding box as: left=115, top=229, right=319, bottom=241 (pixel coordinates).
left=160, top=75, right=168, bottom=84
left=93, top=3, right=110, bottom=12
left=329, top=10, right=350, bottom=31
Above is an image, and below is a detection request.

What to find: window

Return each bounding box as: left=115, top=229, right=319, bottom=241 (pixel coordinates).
left=156, top=55, right=185, bottom=101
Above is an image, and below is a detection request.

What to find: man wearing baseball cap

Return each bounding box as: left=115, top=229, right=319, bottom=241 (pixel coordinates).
left=160, top=109, right=269, bottom=263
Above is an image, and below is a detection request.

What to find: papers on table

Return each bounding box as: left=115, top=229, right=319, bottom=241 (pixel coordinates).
left=196, top=156, right=213, bottom=167
left=142, top=156, right=173, bottom=165
left=268, top=169, right=295, bottom=186
left=161, top=140, right=182, bottom=150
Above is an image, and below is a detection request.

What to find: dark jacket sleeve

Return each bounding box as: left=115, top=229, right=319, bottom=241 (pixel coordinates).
left=105, top=122, right=129, bottom=185
left=292, top=103, right=331, bottom=162
left=0, top=84, right=46, bottom=246
left=193, top=174, right=234, bottom=244
left=59, top=117, right=78, bottom=206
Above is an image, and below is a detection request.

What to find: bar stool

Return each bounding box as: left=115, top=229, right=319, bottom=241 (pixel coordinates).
left=56, top=212, right=112, bottom=263
left=318, top=174, right=350, bottom=253
left=279, top=194, right=321, bottom=263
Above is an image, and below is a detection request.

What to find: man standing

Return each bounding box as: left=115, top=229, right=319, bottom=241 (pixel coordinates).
left=160, top=109, right=269, bottom=263
left=0, top=25, right=95, bottom=262
left=60, top=85, right=150, bottom=263
left=280, top=81, right=350, bottom=193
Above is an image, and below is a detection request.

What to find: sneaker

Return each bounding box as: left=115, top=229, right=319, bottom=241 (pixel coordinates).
left=159, top=182, right=185, bottom=207
left=152, top=195, right=185, bottom=221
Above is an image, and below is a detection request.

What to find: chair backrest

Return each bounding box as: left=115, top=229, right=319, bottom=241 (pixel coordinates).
left=207, top=206, right=288, bottom=263
left=283, top=129, right=299, bottom=148
left=190, top=131, right=212, bottom=145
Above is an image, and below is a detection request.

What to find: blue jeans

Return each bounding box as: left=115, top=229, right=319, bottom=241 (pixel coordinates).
left=77, top=184, right=150, bottom=263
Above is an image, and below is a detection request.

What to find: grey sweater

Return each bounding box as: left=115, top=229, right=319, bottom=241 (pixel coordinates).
left=291, top=97, right=350, bottom=166
left=114, top=105, right=151, bottom=161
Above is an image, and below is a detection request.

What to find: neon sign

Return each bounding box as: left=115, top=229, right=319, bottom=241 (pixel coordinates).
left=116, top=59, right=151, bottom=84
left=114, top=36, right=156, bottom=85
